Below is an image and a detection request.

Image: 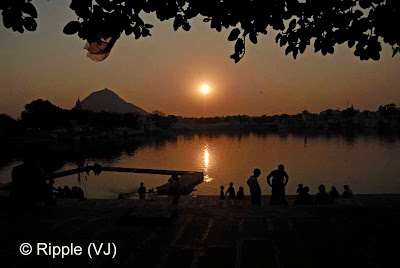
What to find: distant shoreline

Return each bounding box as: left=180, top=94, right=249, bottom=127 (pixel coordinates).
left=1, top=127, right=400, bottom=145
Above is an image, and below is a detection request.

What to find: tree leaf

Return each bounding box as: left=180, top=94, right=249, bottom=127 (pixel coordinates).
left=23, top=17, right=37, bottom=31
left=359, top=0, right=371, bottom=9
left=173, top=15, right=184, bottom=31
left=275, top=33, right=282, bottom=43
left=125, top=27, right=133, bottom=36
left=393, top=47, right=399, bottom=57
left=280, top=36, right=287, bottom=47
left=228, top=28, right=240, bottom=41
left=285, top=46, right=292, bottom=55
left=299, top=43, right=306, bottom=54
left=63, top=21, right=81, bottom=35
left=133, top=26, right=141, bottom=39
left=293, top=48, right=298, bottom=59
left=142, top=28, right=151, bottom=37
left=22, top=3, right=38, bottom=18
left=354, top=10, right=363, bottom=18
left=288, top=19, right=296, bottom=30
left=211, top=19, right=222, bottom=32
left=230, top=53, right=240, bottom=63
left=2, top=11, right=12, bottom=29
left=182, top=22, right=191, bottom=31
left=249, top=33, right=257, bottom=44
left=235, top=38, right=244, bottom=54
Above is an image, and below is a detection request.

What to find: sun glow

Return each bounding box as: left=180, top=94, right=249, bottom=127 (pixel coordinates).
left=200, top=84, right=210, bottom=94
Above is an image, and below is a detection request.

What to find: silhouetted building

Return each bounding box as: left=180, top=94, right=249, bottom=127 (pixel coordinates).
left=302, top=110, right=321, bottom=128
left=75, top=98, right=81, bottom=110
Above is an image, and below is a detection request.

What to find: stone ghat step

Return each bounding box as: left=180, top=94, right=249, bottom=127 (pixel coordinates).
left=2, top=195, right=400, bottom=267
left=54, top=194, right=400, bottom=209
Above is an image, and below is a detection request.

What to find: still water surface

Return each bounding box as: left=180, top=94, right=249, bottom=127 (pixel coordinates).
left=1, top=131, right=400, bottom=198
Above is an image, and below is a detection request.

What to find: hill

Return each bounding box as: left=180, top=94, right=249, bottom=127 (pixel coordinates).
left=76, top=88, right=148, bottom=115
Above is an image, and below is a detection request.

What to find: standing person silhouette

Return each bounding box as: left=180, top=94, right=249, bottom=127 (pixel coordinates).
left=11, top=156, right=45, bottom=207
left=138, top=182, right=146, bottom=200
left=247, top=169, right=262, bottom=205
left=225, top=182, right=236, bottom=200
left=219, top=186, right=225, bottom=200
left=267, top=164, right=289, bottom=205
left=168, top=174, right=181, bottom=205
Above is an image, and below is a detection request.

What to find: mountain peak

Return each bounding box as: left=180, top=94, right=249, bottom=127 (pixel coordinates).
left=76, top=88, right=148, bottom=115
left=96, top=88, right=119, bottom=96
left=100, top=88, right=113, bottom=93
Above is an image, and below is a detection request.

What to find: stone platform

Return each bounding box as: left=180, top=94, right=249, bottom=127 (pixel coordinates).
left=1, top=195, right=400, bottom=268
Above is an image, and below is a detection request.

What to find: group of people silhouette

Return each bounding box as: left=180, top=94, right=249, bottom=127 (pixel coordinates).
left=217, top=165, right=289, bottom=205
left=219, top=183, right=245, bottom=200
left=135, top=175, right=181, bottom=205
left=54, top=185, right=85, bottom=200
left=295, top=184, right=353, bottom=205
left=218, top=165, right=354, bottom=206
left=11, top=158, right=355, bottom=208
left=246, top=165, right=290, bottom=205
left=10, top=157, right=86, bottom=207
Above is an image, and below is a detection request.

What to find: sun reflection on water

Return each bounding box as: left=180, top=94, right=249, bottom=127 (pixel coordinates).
left=204, top=175, right=213, bottom=183
left=204, top=147, right=209, bottom=168
left=203, top=146, right=213, bottom=183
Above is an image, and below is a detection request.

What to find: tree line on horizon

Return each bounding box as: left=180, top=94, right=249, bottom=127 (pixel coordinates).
left=1, top=99, right=399, bottom=138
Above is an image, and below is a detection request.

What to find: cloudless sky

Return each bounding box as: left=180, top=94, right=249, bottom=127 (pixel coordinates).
left=1, top=0, right=399, bottom=118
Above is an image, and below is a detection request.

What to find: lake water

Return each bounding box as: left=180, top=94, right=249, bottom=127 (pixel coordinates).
left=1, top=130, right=400, bottom=198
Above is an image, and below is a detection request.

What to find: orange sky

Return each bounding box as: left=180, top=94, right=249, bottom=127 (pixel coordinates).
left=0, top=1, right=399, bottom=118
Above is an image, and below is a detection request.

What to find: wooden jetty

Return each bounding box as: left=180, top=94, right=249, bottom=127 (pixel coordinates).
left=0, top=165, right=204, bottom=195
left=44, top=165, right=203, bottom=179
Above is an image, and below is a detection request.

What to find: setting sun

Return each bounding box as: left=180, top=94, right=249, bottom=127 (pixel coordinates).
left=200, top=84, right=210, bottom=94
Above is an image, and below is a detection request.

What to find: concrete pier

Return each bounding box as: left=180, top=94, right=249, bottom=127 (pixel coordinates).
left=1, top=195, right=400, bottom=268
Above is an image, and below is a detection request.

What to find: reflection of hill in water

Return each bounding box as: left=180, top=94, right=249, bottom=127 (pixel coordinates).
left=0, top=136, right=177, bottom=174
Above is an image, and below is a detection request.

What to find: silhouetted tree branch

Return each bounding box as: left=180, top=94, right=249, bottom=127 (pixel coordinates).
left=1, top=0, right=399, bottom=62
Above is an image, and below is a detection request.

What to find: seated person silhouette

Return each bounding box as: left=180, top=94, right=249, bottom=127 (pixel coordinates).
left=303, top=186, right=313, bottom=205
left=342, top=185, right=353, bottom=199
left=219, top=186, right=225, bottom=200
left=56, top=187, right=64, bottom=198
left=138, top=182, right=146, bottom=200
left=295, top=186, right=313, bottom=205
left=314, top=184, right=330, bottom=205
left=44, top=180, right=56, bottom=206
left=329, top=186, right=340, bottom=199
left=72, top=186, right=78, bottom=197
left=76, top=186, right=85, bottom=200
left=267, top=164, right=289, bottom=205
left=296, top=184, right=304, bottom=194
left=225, top=182, right=236, bottom=200
left=236, top=186, right=245, bottom=200
left=64, top=186, right=73, bottom=198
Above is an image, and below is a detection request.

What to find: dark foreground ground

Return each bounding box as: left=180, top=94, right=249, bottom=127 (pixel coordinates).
left=1, top=195, right=400, bottom=268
